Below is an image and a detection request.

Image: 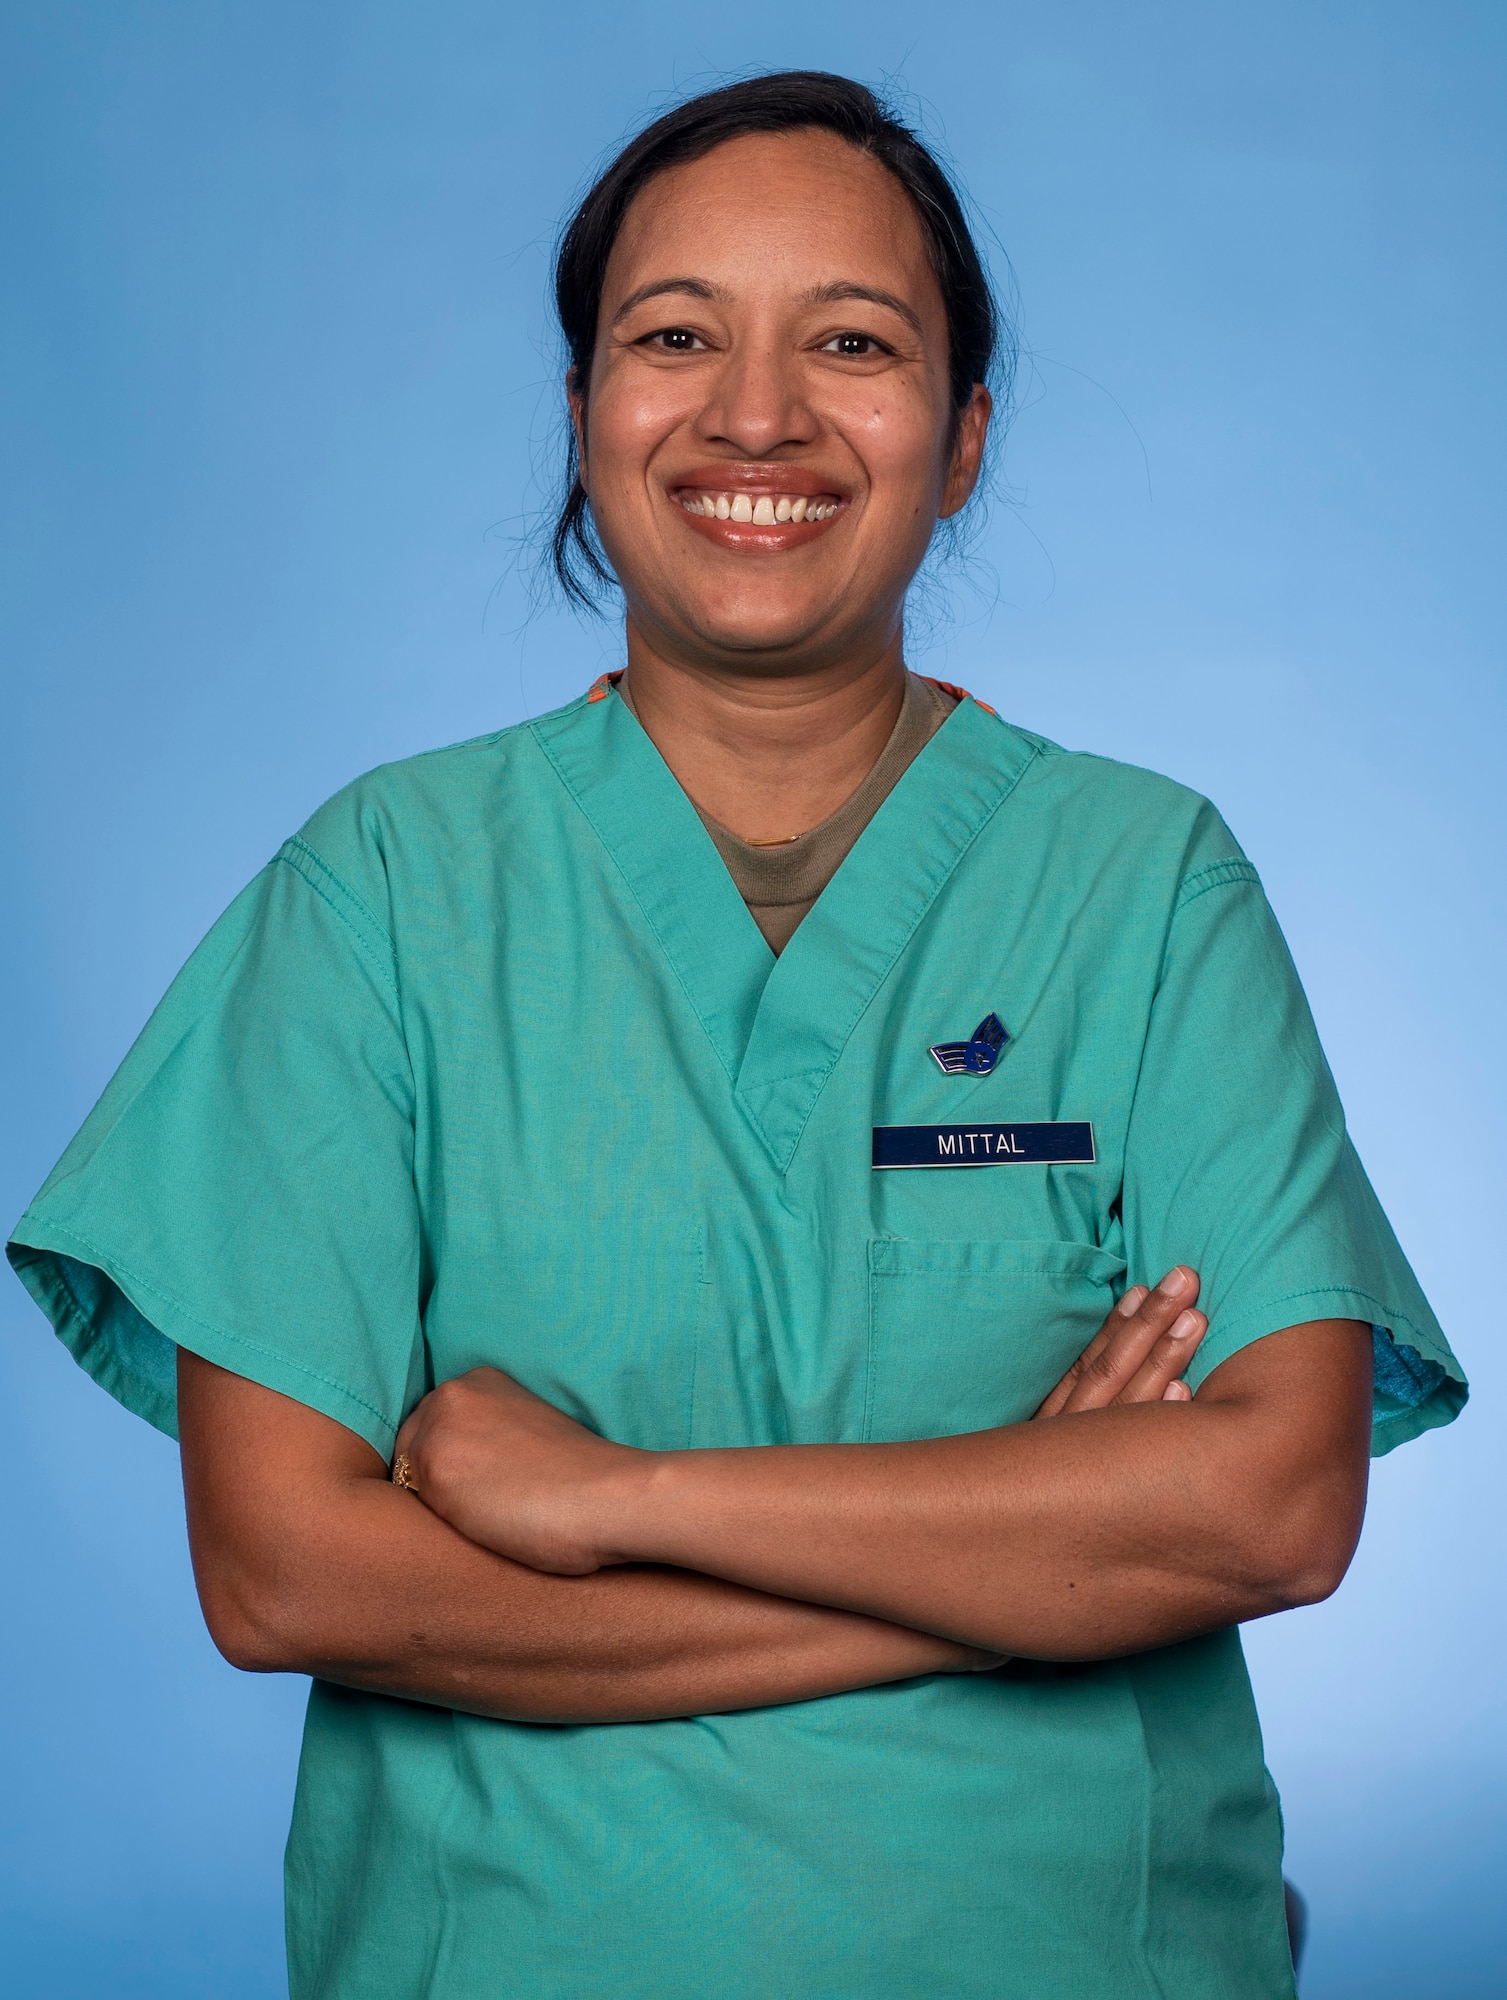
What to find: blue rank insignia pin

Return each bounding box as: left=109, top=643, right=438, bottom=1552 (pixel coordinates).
left=929, top=1011, right=1010, bottom=1076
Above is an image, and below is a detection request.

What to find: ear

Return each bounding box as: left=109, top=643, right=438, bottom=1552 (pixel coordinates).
left=566, top=368, right=589, bottom=493
left=939, top=385, right=992, bottom=519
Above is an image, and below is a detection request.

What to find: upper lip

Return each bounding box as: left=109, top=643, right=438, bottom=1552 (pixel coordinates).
left=670, top=463, right=847, bottom=499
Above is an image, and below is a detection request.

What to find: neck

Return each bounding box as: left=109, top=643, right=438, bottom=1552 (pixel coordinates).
left=620, top=623, right=909, bottom=844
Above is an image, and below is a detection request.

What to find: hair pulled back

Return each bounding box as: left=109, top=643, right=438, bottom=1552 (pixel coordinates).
left=550, top=71, right=1008, bottom=607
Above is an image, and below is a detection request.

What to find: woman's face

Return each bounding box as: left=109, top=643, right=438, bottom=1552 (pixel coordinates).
left=574, top=129, right=990, bottom=679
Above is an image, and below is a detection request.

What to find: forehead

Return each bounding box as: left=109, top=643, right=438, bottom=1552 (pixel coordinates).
left=604, top=129, right=939, bottom=314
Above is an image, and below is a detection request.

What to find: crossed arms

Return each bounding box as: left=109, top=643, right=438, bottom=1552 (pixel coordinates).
left=178, top=1269, right=1372, bottom=1725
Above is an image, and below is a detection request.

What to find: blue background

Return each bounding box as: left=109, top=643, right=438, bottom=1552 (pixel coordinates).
left=3, top=4, right=1502, bottom=1994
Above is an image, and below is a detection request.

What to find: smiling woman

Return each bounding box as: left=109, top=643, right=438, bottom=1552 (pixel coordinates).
left=550, top=75, right=1003, bottom=611
left=575, top=127, right=987, bottom=701
left=6, top=68, right=1465, bottom=2000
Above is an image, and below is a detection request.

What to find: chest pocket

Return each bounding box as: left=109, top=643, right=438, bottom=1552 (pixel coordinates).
left=864, top=1238, right=1126, bottom=1442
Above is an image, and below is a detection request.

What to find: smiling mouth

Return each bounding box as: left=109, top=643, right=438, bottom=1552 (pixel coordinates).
left=677, top=488, right=843, bottom=525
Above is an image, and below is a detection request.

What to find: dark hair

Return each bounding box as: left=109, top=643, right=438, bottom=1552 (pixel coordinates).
left=550, top=71, right=1009, bottom=608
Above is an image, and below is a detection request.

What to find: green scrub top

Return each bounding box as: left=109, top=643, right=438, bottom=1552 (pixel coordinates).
left=9, top=685, right=1464, bottom=2000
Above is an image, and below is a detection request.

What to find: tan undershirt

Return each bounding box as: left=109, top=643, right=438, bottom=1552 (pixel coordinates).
left=616, top=672, right=959, bottom=954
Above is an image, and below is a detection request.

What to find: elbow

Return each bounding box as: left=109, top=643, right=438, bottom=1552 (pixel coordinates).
left=210, top=1607, right=299, bottom=1677
left=1266, top=1545, right=1353, bottom=1612
left=1243, top=1482, right=1366, bottom=1613
left=192, top=1560, right=316, bottom=1676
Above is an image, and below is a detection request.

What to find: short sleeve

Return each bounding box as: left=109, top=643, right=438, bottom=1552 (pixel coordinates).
left=1121, top=854, right=1466, bottom=1456
left=7, top=836, right=426, bottom=1457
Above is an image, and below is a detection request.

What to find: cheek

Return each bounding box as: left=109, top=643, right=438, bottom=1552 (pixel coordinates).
left=586, top=367, right=695, bottom=493
left=837, top=386, right=950, bottom=515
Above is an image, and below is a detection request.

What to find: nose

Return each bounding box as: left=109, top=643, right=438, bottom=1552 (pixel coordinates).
left=694, top=335, right=818, bottom=458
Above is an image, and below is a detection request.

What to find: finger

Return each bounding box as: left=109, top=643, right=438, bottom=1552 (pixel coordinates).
left=1033, top=1285, right=1149, bottom=1419
left=1055, top=1268, right=1200, bottom=1416
left=1162, top=1379, right=1192, bottom=1403
left=1115, top=1308, right=1207, bottom=1405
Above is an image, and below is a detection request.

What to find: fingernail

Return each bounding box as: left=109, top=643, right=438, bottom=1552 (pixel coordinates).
left=1156, top=1267, right=1192, bottom=1299
left=1170, top=1309, right=1201, bottom=1340
left=1116, top=1285, right=1148, bottom=1317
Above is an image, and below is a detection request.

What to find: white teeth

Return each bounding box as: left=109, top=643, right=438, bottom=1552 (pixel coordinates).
left=681, top=489, right=837, bottom=523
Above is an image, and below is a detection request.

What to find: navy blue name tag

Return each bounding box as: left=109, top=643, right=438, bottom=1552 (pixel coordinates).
left=872, top=1122, right=1096, bottom=1169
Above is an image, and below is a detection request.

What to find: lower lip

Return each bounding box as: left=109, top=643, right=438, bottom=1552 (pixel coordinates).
left=671, top=496, right=845, bottom=551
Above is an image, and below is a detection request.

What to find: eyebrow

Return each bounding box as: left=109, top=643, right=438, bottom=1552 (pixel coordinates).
left=610, top=277, right=725, bottom=324
left=609, top=275, right=926, bottom=339
left=800, top=282, right=925, bottom=338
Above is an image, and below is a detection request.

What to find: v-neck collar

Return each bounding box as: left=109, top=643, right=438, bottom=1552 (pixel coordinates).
left=532, top=685, right=1041, bottom=1172
left=532, top=685, right=774, bottom=1083
left=733, top=697, right=1039, bottom=1168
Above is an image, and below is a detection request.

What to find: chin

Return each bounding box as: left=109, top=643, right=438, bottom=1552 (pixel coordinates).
left=678, top=591, right=844, bottom=662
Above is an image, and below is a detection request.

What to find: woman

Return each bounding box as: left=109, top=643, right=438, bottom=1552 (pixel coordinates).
left=9, top=72, right=1463, bottom=2000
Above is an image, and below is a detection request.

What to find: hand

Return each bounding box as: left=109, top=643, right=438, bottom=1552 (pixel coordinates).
left=395, top=1266, right=1209, bottom=1581
left=1033, top=1266, right=1207, bottom=1420
left=394, top=1367, right=638, bottom=1575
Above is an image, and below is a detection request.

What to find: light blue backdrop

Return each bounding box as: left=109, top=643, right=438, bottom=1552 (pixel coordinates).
left=2, top=4, right=1502, bottom=1995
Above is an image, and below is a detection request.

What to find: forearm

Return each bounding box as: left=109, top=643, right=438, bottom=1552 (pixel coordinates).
left=613, top=1407, right=1261, bottom=1658
left=177, top=1351, right=989, bottom=1724
left=599, top=1322, right=1371, bottom=1658
left=396, top=1311, right=1372, bottom=1665
left=225, top=1475, right=987, bottom=1722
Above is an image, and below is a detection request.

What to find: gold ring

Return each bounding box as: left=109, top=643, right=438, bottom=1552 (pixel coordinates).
left=392, top=1452, right=415, bottom=1491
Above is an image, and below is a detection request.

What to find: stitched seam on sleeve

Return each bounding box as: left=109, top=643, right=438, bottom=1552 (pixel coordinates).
left=283, top=835, right=396, bottom=949
left=280, top=836, right=396, bottom=952
left=1206, top=1284, right=1456, bottom=1372
left=32, top=1220, right=400, bottom=1440
left=1174, top=859, right=1262, bottom=912
left=276, top=839, right=399, bottom=1000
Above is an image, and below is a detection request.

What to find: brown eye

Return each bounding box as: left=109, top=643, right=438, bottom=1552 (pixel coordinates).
left=823, top=331, right=886, bottom=357
left=645, top=327, right=704, bottom=352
